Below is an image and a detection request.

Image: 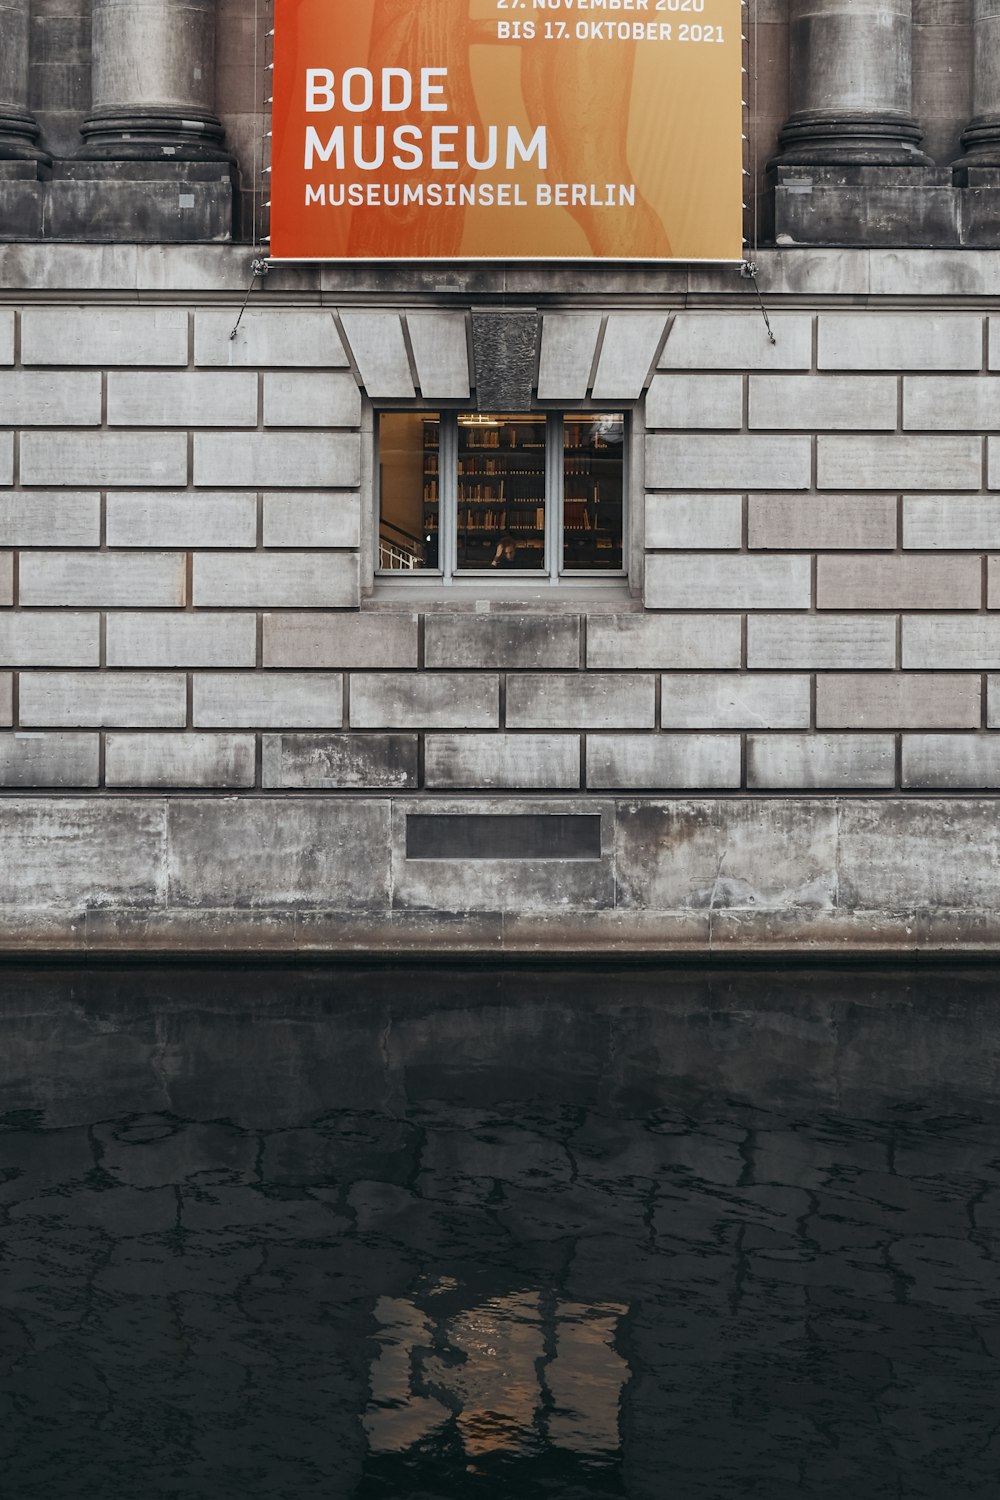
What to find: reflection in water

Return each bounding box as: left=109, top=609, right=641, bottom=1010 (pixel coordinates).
left=1, top=965, right=1000, bottom=1498
left=365, top=1283, right=627, bottom=1466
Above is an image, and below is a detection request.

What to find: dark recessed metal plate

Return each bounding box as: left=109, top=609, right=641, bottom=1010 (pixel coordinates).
left=406, top=814, right=602, bottom=861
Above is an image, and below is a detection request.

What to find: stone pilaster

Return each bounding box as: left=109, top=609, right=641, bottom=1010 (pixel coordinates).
left=80, top=0, right=229, bottom=161
left=956, top=0, right=1000, bottom=167
left=775, top=0, right=928, bottom=166
left=0, top=0, right=49, bottom=163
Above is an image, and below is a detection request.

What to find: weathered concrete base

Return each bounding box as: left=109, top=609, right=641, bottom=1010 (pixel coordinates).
left=0, top=162, right=238, bottom=242
left=1, top=794, right=999, bottom=957
left=771, top=164, right=1000, bottom=247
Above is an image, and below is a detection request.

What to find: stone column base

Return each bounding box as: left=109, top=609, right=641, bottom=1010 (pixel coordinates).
left=0, top=159, right=238, bottom=242
left=769, top=164, right=998, bottom=248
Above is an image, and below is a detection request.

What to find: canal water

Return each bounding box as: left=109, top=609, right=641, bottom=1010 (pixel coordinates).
left=1, top=964, right=999, bottom=1499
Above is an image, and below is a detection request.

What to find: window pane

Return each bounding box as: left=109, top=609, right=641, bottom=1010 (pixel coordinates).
left=563, top=415, right=625, bottom=571
left=378, top=412, right=439, bottom=570
left=456, top=414, right=546, bottom=572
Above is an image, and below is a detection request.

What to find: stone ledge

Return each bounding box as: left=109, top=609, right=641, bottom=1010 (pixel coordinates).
left=5, top=244, right=1000, bottom=300
left=0, top=793, right=997, bottom=956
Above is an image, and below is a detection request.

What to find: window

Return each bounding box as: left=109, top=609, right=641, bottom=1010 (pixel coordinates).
left=377, top=411, right=625, bottom=581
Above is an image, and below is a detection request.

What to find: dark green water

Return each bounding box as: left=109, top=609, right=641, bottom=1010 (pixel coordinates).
left=1, top=965, right=999, bottom=1499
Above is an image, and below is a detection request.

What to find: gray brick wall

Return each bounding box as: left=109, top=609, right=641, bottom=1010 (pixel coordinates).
left=2, top=291, right=1000, bottom=794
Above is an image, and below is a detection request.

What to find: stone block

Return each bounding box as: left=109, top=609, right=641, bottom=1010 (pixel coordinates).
left=645, top=494, right=742, bottom=549
left=0, top=612, right=100, bottom=667
left=817, top=436, right=982, bottom=490
left=817, top=555, right=980, bottom=610
left=406, top=313, right=471, bottom=400
left=105, top=733, right=256, bottom=789
left=0, top=795, right=163, bottom=909
left=195, top=310, right=348, bottom=368
left=901, top=735, right=1000, bottom=788
left=987, top=441, right=1000, bottom=489
left=20, top=432, right=188, bottom=488
left=192, top=553, right=359, bottom=608
left=0, top=732, right=99, bottom=787
left=0, top=372, right=102, bottom=426
left=192, top=673, right=344, bottom=728
left=903, top=497, right=1000, bottom=550
left=106, top=613, right=256, bottom=668
left=903, top=376, right=1000, bottom=431
left=424, top=734, right=580, bottom=789
left=106, top=492, right=257, bottom=549
left=424, top=614, right=581, bottom=669
left=19, top=672, right=187, bottom=728
left=661, top=674, right=810, bottom=729
left=262, top=492, right=361, bottom=549
left=818, top=314, right=982, bottom=371
left=506, top=674, right=655, bottom=729
left=262, top=733, right=418, bottom=789
left=588, top=733, right=740, bottom=789
left=0, top=552, right=11, bottom=605
left=818, top=673, right=981, bottom=729
left=0, top=492, right=100, bottom=547
left=0, top=673, right=9, bottom=726
left=748, top=616, right=897, bottom=669
left=748, top=375, right=897, bottom=430
left=645, top=555, right=811, bottom=610
left=616, top=799, right=838, bottom=912
left=903, top=617, right=1000, bottom=669
left=263, top=372, right=362, bottom=428
left=20, top=308, right=188, bottom=366
left=658, top=314, right=812, bottom=370
left=646, top=435, right=811, bottom=490
left=645, top=375, right=743, bottom=430
left=351, top=673, right=498, bottom=729
left=339, top=312, right=414, bottom=398
left=167, top=798, right=391, bottom=909
left=982, top=319, right=1000, bottom=371
left=537, top=314, right=603, bottom=400
left=749, top=493, right=897, bottom=550
left=837, top=798, right=1000, bottom=912
left=193, top=432, right=359, bottom=488
left=747, top=734, right=896, bottom=789
left=0, top=434, right=11, bottom=486
left=263, top=612, right=418, bottom=668
left=19, top=552, right=186, bottom=608
left=106, top=372, right=258, bottom=428
left=0, top=310, right=12, bottom=364
left=984, top=680, right=1000, bottom=728
left=591, top=313, right=666, bottom=400
left=986, top=557, right=1000, bottom=608
left=587, top=614, right=742, bottom=669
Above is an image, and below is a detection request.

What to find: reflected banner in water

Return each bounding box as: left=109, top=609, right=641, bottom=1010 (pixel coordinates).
left=1, top=965, right=999, bottom=1498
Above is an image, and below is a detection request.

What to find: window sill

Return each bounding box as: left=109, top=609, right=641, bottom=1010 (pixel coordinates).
left=366, top=575, right=638, bottom=610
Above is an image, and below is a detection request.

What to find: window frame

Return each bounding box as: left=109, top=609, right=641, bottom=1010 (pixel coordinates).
left=375, top=407, right=630, bottom=588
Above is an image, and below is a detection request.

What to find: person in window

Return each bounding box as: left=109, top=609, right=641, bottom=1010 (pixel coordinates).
left=491, top=534, right=519, bottom=569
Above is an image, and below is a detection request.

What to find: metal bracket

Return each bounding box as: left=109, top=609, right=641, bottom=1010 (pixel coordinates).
left=737, top=259, right=776, bottom=345
left=230, top=259, right=272, bottom=341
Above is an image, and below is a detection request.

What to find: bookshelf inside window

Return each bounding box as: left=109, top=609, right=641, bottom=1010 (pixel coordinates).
left=455, top=414, right=546, bottom=572
left=562, top=414, right=624, bottom=571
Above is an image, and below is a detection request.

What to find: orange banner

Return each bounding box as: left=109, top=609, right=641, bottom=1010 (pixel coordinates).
left=270, top=0, right=744, bottom=261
